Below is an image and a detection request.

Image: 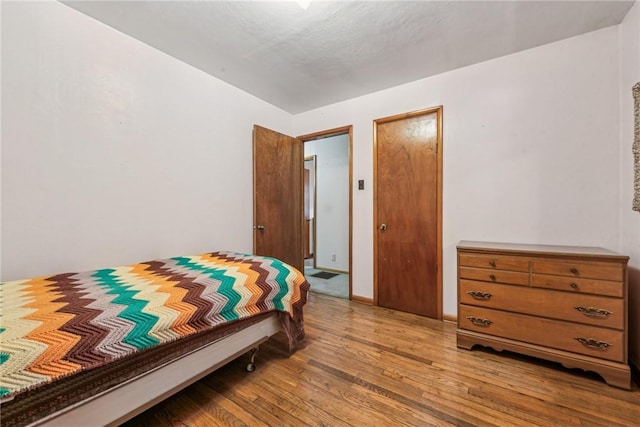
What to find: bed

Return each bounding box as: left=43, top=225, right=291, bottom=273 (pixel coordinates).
left=0, top=251, right=310, bottom=426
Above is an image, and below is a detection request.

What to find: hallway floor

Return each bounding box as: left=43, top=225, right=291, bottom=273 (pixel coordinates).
left=304, top=266, right=349, bottom=299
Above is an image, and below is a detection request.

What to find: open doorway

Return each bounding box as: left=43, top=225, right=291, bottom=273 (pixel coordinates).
left=299, top=127, right=352, bottom=300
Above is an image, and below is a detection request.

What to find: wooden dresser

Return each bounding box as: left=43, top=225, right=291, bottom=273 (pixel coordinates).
left=456, top=241, right=630, bottom=389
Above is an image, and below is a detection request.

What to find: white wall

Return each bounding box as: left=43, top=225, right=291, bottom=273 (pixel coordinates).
left=2, top=0, right=633, bottom=326
left=1, top=1, right=292, bottom=281
left=294, top=26, right=622, bottom=315
left=619, top=0, right=640, bottom=368
left=305, top=134, right=349, bottom=271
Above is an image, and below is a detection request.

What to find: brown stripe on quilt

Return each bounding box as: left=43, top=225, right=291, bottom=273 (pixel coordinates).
left=144, top=259, right=217, bottom=331
left=51, top=273, right=112, bottom=368
left=249, top=259, right=280, bottom=312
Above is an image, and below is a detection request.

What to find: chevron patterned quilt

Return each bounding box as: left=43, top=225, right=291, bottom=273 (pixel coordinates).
left=0, top=251, right=310, bottom=400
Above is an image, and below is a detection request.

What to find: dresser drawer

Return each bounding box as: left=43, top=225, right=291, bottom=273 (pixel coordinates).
left=459, top=280, right=624, bottom=329
left=459, top=267, right=529, bottom=286
left=531, top=274, right=623, bottom=298
left=459, top=305, right=625, bottom=362
left=459, top=253, right=529, bottom=272
left=531, top=259, right=623, bottom=281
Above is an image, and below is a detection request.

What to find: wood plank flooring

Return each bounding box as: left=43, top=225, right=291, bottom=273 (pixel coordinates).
left=123, top=293, right=640, bottom=426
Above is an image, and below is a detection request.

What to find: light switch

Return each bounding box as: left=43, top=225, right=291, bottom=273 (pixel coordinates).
left=358, top=180, right=365, bottom=190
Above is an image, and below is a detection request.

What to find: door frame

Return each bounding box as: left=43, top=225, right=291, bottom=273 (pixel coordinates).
left=373, top=107, right=443, bottom=319
left=298, top=125, right=353, bottom=300
left=304, top=155, right=317, bottom=266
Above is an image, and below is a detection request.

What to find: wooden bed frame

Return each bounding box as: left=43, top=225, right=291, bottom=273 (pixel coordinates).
left=30, top=314, right=281, bottom=427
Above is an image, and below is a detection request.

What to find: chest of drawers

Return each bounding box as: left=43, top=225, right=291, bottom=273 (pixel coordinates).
left=456, top=241, right=630, bottom=389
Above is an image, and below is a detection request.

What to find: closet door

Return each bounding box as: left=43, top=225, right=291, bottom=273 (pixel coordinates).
left=374, top=107, right=442, bottom=318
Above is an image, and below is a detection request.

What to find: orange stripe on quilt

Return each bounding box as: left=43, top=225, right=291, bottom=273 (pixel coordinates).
left=199, top=253, right=263, bottom=316
left=129, top=263, right=198, bottom=337
left=22, top=277, right=81, bottom=377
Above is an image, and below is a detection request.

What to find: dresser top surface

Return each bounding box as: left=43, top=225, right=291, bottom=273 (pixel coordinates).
left=457, top=241, right=628, bottom=260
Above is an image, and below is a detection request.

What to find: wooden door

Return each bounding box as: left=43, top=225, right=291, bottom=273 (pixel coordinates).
left=253, top=125, right=304, bottom=272
left=374, top=107, right=442, bottom=318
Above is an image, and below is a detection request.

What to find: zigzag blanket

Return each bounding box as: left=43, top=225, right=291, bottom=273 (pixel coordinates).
left=0, top=251, right=310, bottom=400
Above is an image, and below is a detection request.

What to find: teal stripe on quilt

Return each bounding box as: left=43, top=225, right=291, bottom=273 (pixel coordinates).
left=269, top=258, right=291, bottom=311
left=0, top=352, right=9, bottom=397
left=172, top=256, right=241, bottom=321
left=92, top=269, right=160, bottom=349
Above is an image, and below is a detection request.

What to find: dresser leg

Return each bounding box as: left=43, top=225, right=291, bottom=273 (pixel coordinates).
left=456, top=331, right=478, bottom=350
left=597, top=366, right=631, bottom=390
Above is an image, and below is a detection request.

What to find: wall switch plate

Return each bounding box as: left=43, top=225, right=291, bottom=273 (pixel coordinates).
left=358, top=180, right=364, bottom=190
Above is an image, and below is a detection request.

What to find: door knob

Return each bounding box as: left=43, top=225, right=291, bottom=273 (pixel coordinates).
left=255, top=225, right=265, bottom=231
left=379, top=224, right=387, bottom=231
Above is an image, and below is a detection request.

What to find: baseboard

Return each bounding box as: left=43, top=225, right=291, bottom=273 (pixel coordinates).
left=351, top=295, right=373, bottom=304
left=442, top=314, right=457, bottom=323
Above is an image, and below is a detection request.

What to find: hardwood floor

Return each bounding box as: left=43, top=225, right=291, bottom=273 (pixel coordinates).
left=123, top=293, right=640, bottom=426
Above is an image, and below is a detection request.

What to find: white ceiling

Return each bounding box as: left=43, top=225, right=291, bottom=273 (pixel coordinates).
left=63, top=1, right=635, bottom=114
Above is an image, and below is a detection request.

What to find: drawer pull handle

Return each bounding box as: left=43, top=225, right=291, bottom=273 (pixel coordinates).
left=570, top=267, right=579, bottom=275
left=466, top=291, right=493, bottom=300
left=575, top=306, right=612, bottom=318
left=575, top=337, right=611, bottom=350
left=466, top=316, right=493, bottom=327
left=570, top=283, right=578, bottom=289
left=489, top=260, right=496, bottom=268
left=489, top=274, right=496, bottom=281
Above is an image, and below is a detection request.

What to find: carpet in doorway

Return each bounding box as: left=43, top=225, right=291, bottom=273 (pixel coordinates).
left=310, top=271, right=339, bottom=280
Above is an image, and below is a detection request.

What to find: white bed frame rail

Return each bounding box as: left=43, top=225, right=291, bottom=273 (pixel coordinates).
left=32, top=314, right=282, bottom=427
